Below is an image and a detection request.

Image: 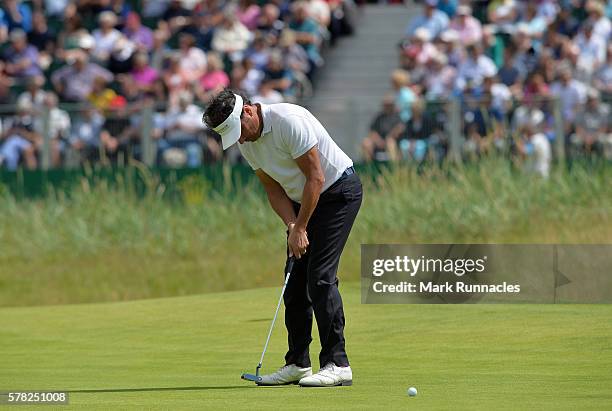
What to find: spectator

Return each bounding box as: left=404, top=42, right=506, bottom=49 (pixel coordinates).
left=52, top=50, right=114, bottom=102
left=0, top=0, right=33, bottom=33
left=16, top=75, right=47, bottom=109
left=404, top=28, right=437, bottom=67
left=236, top=0, right=261, bottom=31
left=107, top=35, right=137, bottom=74
left=92, top=12, right=122, bottom=63
left=586, top=0, right=611, bottom=41
left=0, top=99, right=39, bottom=170
left=307, top=0, right=331, bottom=31
left=56, top=14, right=85, bottom=52
left=483, top=25, right=504, bottom=68
left=123, top=11, right=154, bottom=52
left=512, top=24, right=538, bottom=78
left=159, top=91, right=206, bottom=167
left=162, top=53, right=190, bottom=110
left=279, top=29, right=310, bottom=75
left=196, top=52, right=229, bottom=103
left=390, top=69, right=416, bottom=123
left=487, top=0, right=518, bottom=33
left=88, top=76, right=120, bottom=114
left=512, top=98, right=545, bottom=135
left=69, top=106, right=107, bottom=162
left=150, top=29, right=171, bottom=71
left=36, top=0, right=70, bottom=20
left=593, top=44, right=612, bottom=96
left=28, top=11, right=55, bottom=55
left=107, top=0, right=132, bottom=23
left=553, top=6, right=579, bottom=38
left=361, top=94, right=401, bottom=162
left=572, top=88, right=610, bottom=157
left=523, top=71, right=551, bottom=102
left=575, top=22, right=607, bottom=82
left=550, top=65, right=586, bottom=125
left=438, top=29, right=463, bottom=67
left=245, top=34, right=271, bottom=71
left=238, top=57, right=264, bottom=97
left=424, top=52, right=456, bottom=100
left=456, top=43, right=497, bottom=91
left=262, top=50, right=293, bottom=97
left=161, top=0, right=191, bottom=30
left=212, top=9, right=252, bottom=62
left=252, top=81, right=285, bottom=104
left=3, top=29, right=42, bottom=79
left=34, top=92, right=70, bottom=168
left=178, top=33, right=207, bottom=83
left=517, top=110, right=551, bottom=178
left=289, top=1, right=323, bottom=75
left=536, top=0, right=559, bottom=25
left=437, top=0, right=458, bottom=19
left=0, top=62, right=12, bottom=103
left=142, top=0, right=171, bottom=20
left=497, top=48, right=521, bottom=96
left=125, top=52, right=159, bottom=94
left=522, top=2, right=547, bottom=37
left=449, top=5, right=482, bottom=46
left=405, top=0, right=449, bottom=39
left=257, top=3, right=284, bottom=42
left=387, top=98, right=438, bottom=163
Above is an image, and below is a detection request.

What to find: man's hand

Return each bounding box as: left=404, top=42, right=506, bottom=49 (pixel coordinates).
left=287, top=222, right=309, bottom=259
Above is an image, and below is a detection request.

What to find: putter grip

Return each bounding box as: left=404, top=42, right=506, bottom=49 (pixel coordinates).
left=285, top=256, right=295, bottom=274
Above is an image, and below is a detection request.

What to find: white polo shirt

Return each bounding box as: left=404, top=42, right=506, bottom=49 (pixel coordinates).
left=238, top=103, right=353, bottom=203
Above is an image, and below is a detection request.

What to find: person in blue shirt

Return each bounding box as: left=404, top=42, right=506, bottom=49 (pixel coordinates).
left=288, top=1, right=322, bottom=78
left=405, top=0, right=449, bottom=39
left=0, top=0, right=32, bottom=33
left=437, top=0, right=458, bottom=19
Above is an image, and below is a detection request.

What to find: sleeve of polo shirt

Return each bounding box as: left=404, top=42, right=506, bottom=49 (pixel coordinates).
left=280, top=114, right=318, bottom=159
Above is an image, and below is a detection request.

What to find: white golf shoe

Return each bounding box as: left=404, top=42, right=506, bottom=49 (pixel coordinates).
left=298, top=362, right=353, bottom=387
left=256, top=364, right=312, bottom=386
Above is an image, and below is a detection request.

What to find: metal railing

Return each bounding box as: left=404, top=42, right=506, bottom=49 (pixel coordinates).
left=0, top=94, right=610, bottom=172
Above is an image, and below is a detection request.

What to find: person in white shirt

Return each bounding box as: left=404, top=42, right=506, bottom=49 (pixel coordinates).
left=203, top=89, right=361, bottom=387
left=92, top=12, right=122, bottom=63
left=456, top=43, right=497, bottom=90
left=518, top=111, right=551, bottom=178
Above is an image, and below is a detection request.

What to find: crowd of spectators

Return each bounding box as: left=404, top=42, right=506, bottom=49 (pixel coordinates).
left=363, top=0, right=612, bottom=177
left=0, top=0, right=357, bottom=170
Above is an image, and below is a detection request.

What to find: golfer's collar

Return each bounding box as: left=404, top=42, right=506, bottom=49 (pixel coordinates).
left=259, top=103, right=272, bottom=137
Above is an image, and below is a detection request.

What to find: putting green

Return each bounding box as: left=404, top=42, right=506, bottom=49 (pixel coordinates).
left=1, top=282, right=611, bottom=410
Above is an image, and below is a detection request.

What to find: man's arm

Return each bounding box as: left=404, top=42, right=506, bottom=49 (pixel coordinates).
left=293, top=146, right=325, bottom=233
left=255, top=168, right=297, bottom=227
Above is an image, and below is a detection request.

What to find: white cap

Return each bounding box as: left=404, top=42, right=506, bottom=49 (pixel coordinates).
left=213, top=93, right=243, bottom=150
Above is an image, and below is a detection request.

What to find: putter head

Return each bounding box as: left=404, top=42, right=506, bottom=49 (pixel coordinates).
left=241, top=373, right=262, bottom=383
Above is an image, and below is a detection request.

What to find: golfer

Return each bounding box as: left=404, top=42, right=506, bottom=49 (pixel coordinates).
left=203, top=89, right=362, bottom=387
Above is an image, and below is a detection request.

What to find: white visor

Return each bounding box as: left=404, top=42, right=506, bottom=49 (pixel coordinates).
left=213, top=94, right=243, bottom=150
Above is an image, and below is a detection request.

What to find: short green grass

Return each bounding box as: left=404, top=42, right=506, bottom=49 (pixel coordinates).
left=1, top=282, right=611, bottom=410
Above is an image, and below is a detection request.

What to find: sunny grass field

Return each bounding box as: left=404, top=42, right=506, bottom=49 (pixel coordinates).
left=1, top=283, right=611, bottom=410
left=1, top=160, right=611, bottom=410
left=0, top=158, right=610, bottom=306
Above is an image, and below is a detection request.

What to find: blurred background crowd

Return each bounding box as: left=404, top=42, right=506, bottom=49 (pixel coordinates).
left=0, top=0, right=610, bottom=175
left=363, top=0, right=611, bottom=178
left=0, top=0, right=357, bottom=170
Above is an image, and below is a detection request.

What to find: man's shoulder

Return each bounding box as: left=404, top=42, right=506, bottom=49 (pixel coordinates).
left=267, top=102, right=310, bottom=121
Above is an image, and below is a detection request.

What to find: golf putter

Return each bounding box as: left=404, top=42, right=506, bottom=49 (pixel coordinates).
left=241, top=256, right=295, bottom=383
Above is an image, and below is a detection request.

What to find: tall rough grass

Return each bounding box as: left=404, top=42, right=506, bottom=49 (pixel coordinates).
left=0, top=159, right=610, bottom=306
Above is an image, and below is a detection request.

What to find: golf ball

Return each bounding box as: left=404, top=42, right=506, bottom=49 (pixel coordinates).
left=408, top=387, right=417, bottom=397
